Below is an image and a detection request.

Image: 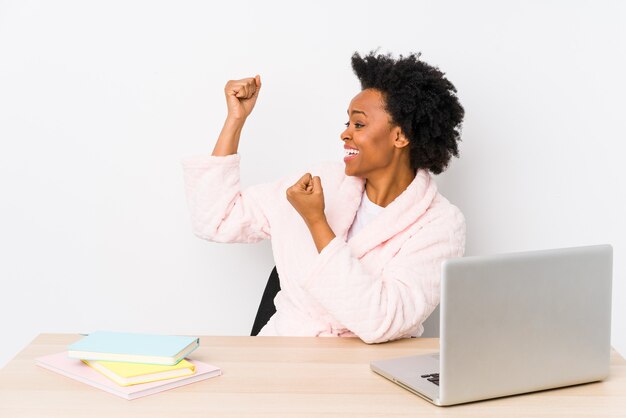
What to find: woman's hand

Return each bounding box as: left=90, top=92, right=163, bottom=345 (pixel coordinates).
left=286, top=173, right=327, bottom=227
left=286, top=173, right=336, bottom=253
left=224, top=75, right=262, bottom=121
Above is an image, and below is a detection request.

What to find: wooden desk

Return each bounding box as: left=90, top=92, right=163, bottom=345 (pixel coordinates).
left=0, top=334, right=625, bottom=417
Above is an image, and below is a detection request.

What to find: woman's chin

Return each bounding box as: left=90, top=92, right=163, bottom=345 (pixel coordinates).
left=344, top=165, right=359, bottom=177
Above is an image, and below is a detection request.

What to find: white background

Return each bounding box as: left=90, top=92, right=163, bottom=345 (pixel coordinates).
left=1, top=0, right=624, bottom=368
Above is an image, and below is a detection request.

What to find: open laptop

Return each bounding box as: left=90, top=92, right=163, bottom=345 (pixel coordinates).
left=370, top=244, right=613, bottom=406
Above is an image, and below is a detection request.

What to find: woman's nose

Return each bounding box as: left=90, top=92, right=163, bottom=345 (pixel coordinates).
left=340, top=127, right=350, bottom=142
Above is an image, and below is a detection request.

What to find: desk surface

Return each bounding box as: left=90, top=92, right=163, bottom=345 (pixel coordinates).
left=0, top=334, right=625, bottom=417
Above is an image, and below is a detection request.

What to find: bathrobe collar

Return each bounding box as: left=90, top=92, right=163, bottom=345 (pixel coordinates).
left=330, top=169, right=437, bottom=259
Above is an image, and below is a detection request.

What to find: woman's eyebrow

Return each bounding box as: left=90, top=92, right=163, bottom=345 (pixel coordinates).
left=347, top=109, right=368, bottom=117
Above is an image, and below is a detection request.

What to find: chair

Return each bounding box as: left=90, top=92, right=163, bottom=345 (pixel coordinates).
left=250, top=266, right=281, bottom=336
left=250, top=266, right=440, bottom=338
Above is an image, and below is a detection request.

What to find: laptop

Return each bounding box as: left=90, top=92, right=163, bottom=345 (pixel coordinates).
left=370, top=244, right=613, bottom=406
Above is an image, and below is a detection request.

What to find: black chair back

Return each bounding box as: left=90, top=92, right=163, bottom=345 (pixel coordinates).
left=251, top=266, right=281, bottom=336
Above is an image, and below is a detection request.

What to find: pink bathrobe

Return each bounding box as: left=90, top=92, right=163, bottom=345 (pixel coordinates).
left=182, top=154, right=465, bottom=343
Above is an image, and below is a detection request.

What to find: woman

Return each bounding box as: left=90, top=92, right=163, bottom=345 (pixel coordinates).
left=182, top=51, right=465, bottom=343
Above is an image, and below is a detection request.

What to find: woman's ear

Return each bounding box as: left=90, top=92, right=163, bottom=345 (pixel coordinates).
left=393, top=127, right=410, bottom=149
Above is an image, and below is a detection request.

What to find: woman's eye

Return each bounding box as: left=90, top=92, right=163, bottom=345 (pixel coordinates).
left=344, top=122, right=364, bottom=128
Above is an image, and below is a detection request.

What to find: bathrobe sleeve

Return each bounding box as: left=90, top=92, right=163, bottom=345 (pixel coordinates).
left=181, top=153, right=274, bottom=243
left=303, top=210, right=465, bottom=344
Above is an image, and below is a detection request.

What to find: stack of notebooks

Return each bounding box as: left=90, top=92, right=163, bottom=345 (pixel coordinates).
left=36, top=331, right=221, bottom=400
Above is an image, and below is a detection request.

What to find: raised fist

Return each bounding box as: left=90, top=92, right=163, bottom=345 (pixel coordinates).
left=224, top=75, right=262, bottom=121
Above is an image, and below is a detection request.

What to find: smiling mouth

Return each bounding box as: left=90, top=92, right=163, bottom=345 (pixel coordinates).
left=344, top=148, right=360, bottom=158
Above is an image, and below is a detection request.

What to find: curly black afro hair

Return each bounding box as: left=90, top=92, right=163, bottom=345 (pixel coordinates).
left=351, top=51, right=464, bottom=174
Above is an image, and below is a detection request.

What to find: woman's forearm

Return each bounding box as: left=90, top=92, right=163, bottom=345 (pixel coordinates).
left=306, top=218, right=337, bottom=253
left=212, top=117, right=246, bottom=156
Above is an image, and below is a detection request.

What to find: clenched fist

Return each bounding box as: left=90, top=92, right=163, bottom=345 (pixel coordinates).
left=224, top=75, right=261, bottom=121
left=286, top=173, right=326, bottom=226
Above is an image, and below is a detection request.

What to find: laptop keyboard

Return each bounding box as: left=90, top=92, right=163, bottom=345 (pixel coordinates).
left=420, top=373, right=439, bottom=386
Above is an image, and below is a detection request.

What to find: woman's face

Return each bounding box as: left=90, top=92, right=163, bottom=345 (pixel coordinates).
left=341, top=88, right=404, bottom=178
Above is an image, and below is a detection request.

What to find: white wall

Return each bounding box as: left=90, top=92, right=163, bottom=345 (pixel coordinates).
left=1, top=0, right=624, bottom=367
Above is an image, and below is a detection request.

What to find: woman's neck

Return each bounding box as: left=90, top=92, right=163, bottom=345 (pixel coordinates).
left=364, top=164, right=416, bottom=208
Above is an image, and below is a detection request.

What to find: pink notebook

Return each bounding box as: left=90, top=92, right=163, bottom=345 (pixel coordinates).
left=36, top=352, right=221, bottom=400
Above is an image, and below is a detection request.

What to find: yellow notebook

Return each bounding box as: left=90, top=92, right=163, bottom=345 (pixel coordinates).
left=82, top=358, right=196, bottom=386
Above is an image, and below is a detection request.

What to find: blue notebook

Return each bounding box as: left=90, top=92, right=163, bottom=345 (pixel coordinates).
left=68, top=331, right=200, bottom=365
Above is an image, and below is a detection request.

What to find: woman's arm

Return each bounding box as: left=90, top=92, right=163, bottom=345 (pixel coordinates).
left=215, top=77, right=335, bottom=251
left=212, top=75, right=261, bottom=156
left=182, top=75, right=273, bottom=244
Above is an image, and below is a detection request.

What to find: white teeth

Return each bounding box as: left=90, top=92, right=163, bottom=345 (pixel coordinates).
left=344, top=148, right=359, bottom=156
